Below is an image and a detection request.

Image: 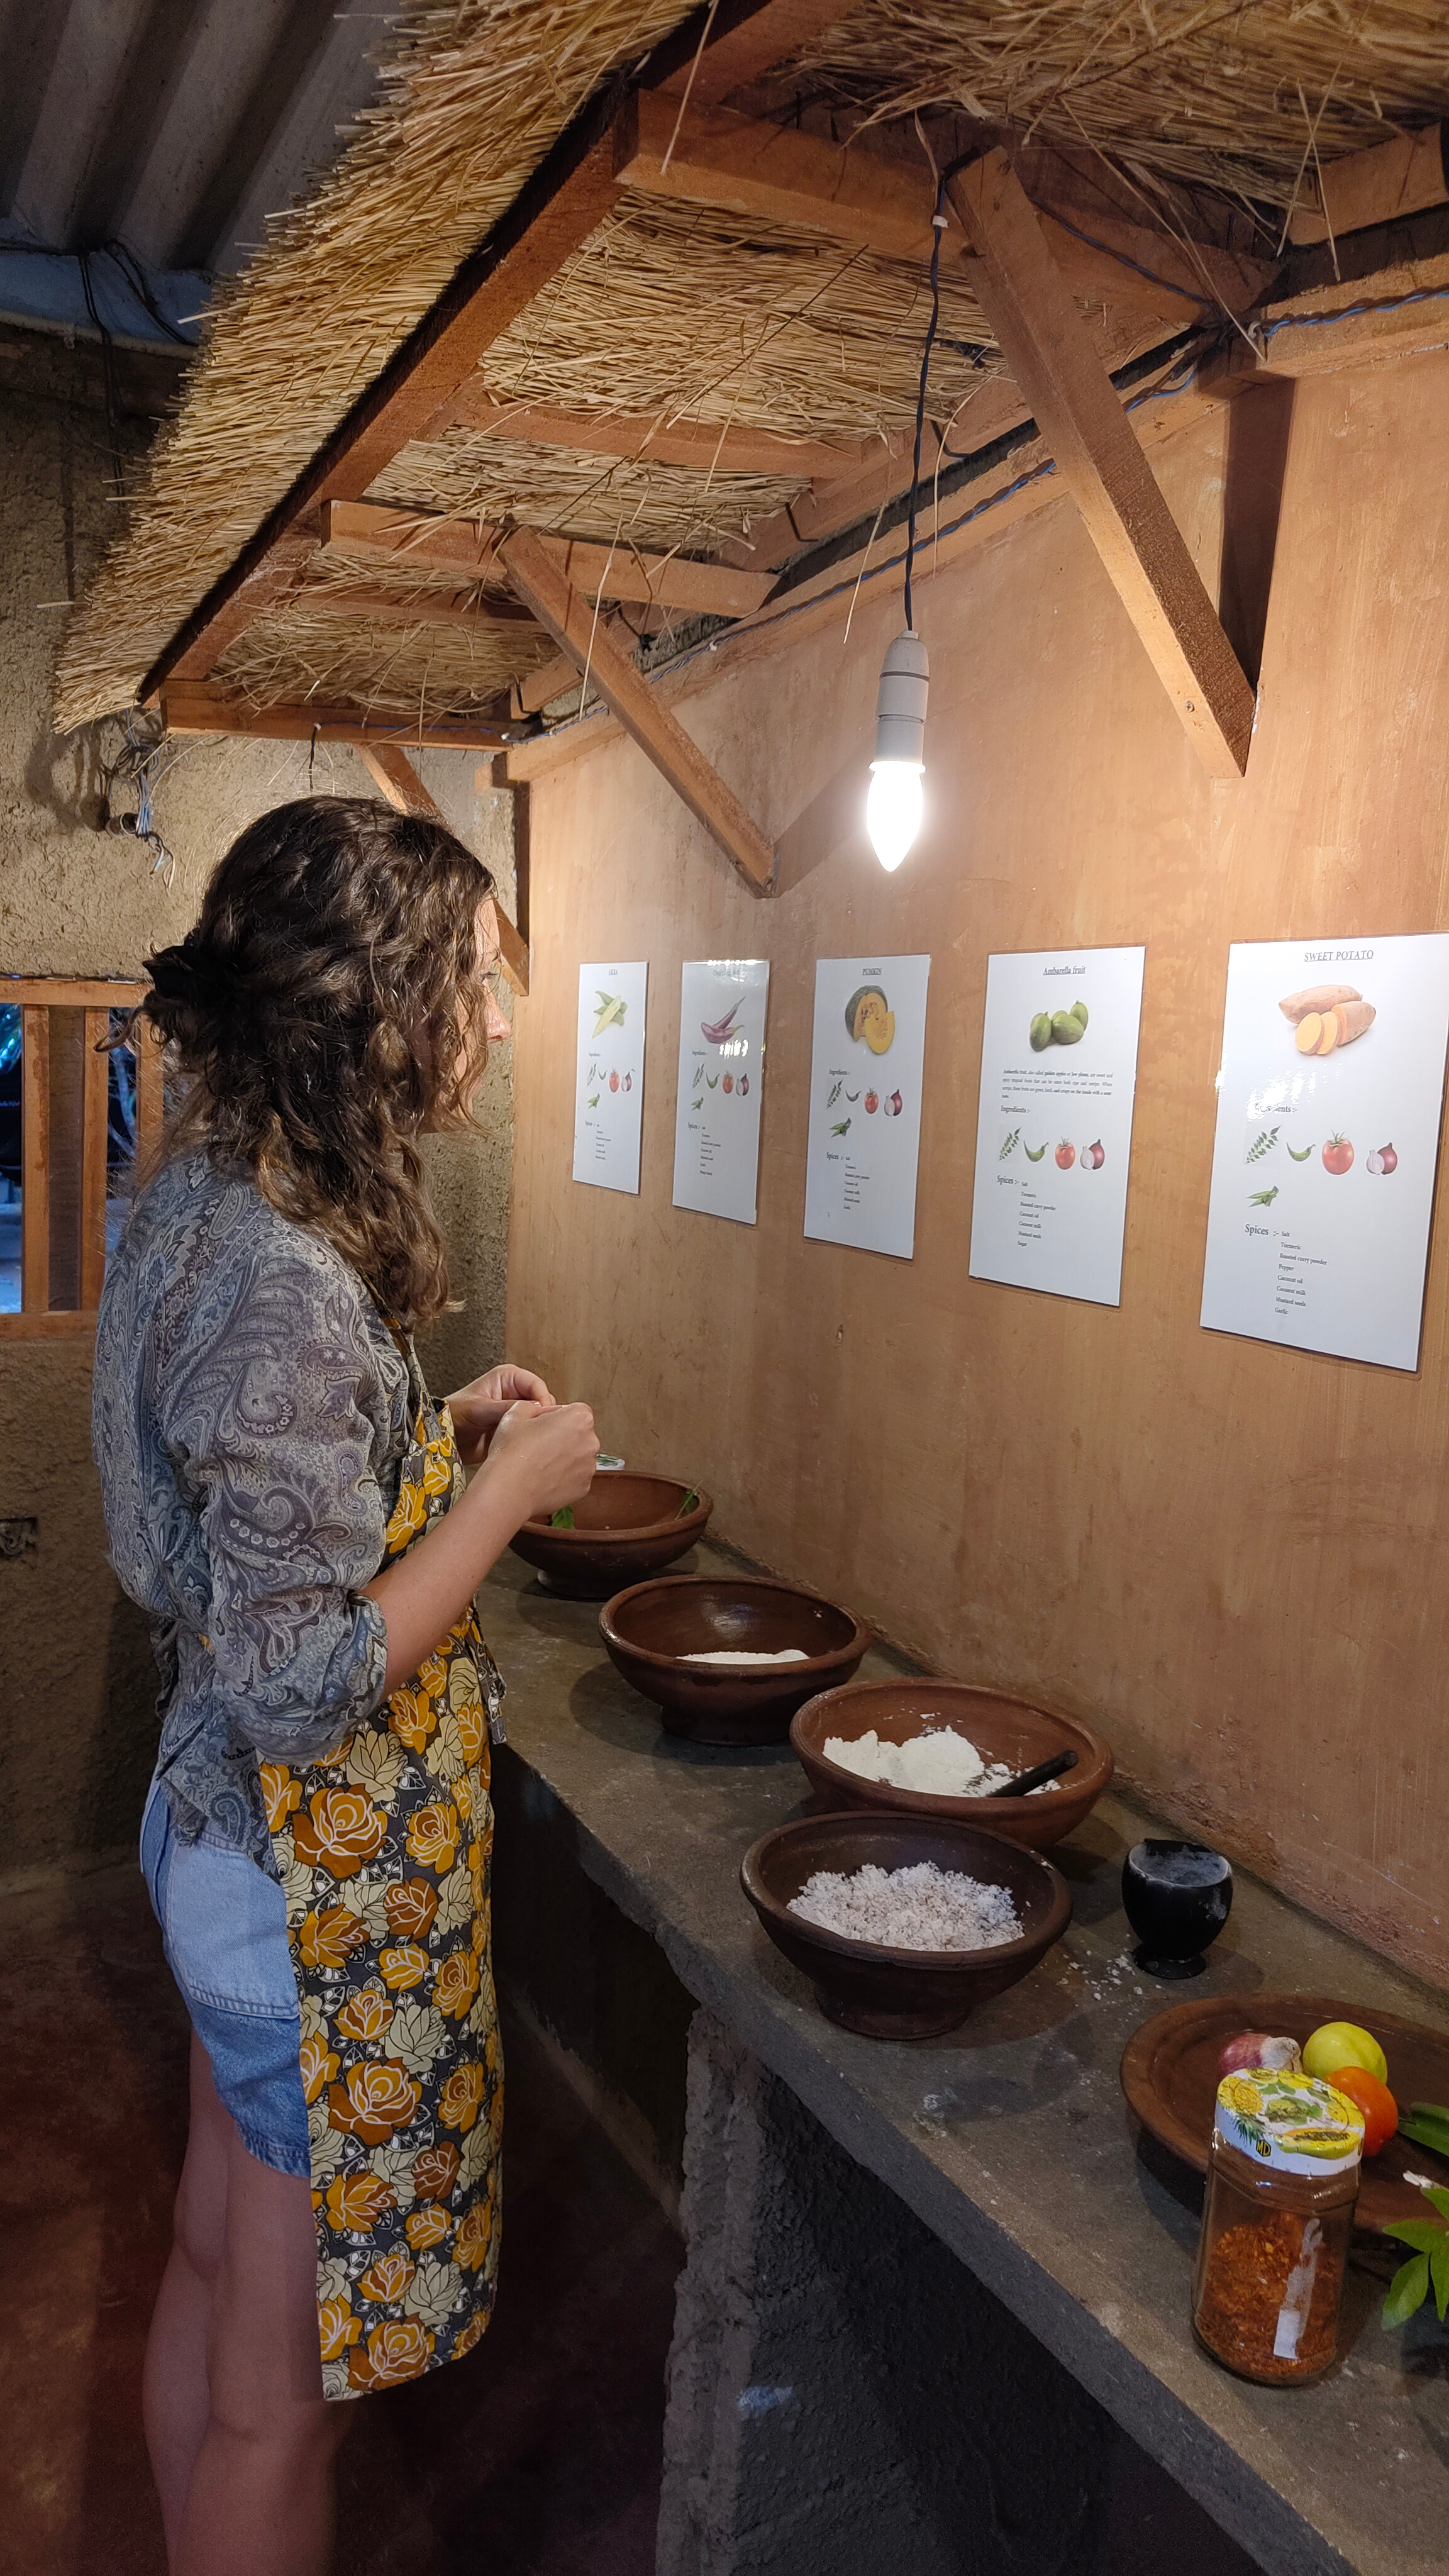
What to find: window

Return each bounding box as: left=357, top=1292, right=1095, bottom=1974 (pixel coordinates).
left=0, top=981, right=161, bottom=1337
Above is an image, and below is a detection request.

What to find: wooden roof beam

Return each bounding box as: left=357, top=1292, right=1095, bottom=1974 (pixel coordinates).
left=948, top=152, right=1255, bottom=781
left=618, top=96, right=1268, bottom=321
left=657, top=1, right=856, bottom=107
left=321, top=501, right=774, bottom=618
left=160, top=685, right=521, bottom=748
left=357, top=744, right=529, bottom=995
left=412, top=384, right=868, bottom=478
left=296, top=579, right=538, bottom=631
left=500, top=524, right=774, bottom=893
left=1287, top=123, right=1446, bottom=248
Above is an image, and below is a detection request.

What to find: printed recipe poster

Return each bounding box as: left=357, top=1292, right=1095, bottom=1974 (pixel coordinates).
left=969, top=946, right=1146, bottom=1306
left=803, top=955, right=930, bottom=1260
left=573, top=961, right=647, bottom=1194
left=1199, top=934, right=1449, bottom=1370
left=672, top=958, right=769, bottom=1225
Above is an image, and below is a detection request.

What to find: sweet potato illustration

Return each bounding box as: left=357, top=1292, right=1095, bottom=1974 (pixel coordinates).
left=1292, top=999, right=1375, bottom=1057
left=1280, top=983, right=1360, bottom=1025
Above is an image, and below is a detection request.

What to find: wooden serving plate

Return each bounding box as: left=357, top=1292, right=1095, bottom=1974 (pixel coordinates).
left=1120, top=1992, right=1449, bottom=2234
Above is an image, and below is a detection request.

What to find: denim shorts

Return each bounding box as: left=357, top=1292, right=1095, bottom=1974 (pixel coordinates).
left=141, top=1779, right=311, bottom=2178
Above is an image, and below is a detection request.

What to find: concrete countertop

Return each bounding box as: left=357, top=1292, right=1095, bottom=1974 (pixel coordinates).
left=479, top=1540, right=1449, bottom=2576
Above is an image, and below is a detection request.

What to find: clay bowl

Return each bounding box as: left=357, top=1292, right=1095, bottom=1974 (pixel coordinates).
left=599, top=1575, right=869, bottom=1746
left=510, top=1472, right=712, bottom=1599
left=791, top=1679, right=1113, bottom=1852
left=741, top=1810, right=1072, bottom=2040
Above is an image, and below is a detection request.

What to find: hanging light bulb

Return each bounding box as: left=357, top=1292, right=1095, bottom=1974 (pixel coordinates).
left=863, top=180, right=948, bottom=872
left=867, top=630, right=929, bottom=870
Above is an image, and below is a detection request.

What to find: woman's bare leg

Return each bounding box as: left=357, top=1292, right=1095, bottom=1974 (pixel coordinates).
left=175, top=2081, right=349, bottom=2576
left=144, top=2033, right=231, bottom=2557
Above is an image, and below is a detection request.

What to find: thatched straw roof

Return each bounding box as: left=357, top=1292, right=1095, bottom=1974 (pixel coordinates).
left=56, top=0, right=1449, bottom=733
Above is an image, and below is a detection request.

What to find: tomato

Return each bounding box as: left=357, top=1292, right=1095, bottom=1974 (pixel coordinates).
left=1055, top=1142, right=1075, bottom=1170
left=1321, top=1134, right=1353, bottom=1175
left=1328, top=2063, right=1398, bottom=2157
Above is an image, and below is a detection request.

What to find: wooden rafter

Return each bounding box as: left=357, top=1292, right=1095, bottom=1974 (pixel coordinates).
left=501, top=524, right=774, bottom=893
left=296, top=579, right=537, bottom=632
left=658, top=0, right=856, bottom=106
left=357, top=745, right=530, bottom=996
left=948, top=152, right=1255, bottom=780
left=161, top=685, right=519, bottom=748
left=618, top=97, right=1269, bottom=319
left=1287, top=122, right=1446, bottom=247
left=411, top=385, right=866, bottom=477
left=321, top=501, right=773, bottom=618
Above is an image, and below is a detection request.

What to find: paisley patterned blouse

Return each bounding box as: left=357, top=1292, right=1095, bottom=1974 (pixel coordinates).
left=94, top=1153, right=414, bottom=1875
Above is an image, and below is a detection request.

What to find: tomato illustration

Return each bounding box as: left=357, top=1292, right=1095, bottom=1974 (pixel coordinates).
left=608, top=1070, right=619, bottom=1094
left=722, top=1072, right=734, bottom=1094
left=865, top=1090, right=879, bottom=1114
left=1055, top=1142, right=1075, bottom=1170
left=1322, top=1133, right=1353, bottom=1175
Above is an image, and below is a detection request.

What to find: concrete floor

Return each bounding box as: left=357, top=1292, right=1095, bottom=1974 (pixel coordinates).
left=3, top=1863, right=684, bottom=2575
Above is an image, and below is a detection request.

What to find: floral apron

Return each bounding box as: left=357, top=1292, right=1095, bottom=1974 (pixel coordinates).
left=258, top=1346, right=505, bottom=2401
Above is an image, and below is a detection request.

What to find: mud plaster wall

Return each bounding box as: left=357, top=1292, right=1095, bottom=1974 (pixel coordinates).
left=0, top=343, right=517, bottom=1880
left=508, top=356, right=1449, bottom=1993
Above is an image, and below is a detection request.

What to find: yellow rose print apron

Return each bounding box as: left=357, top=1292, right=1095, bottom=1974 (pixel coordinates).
left=259, top=1350, right=505, bottom=2400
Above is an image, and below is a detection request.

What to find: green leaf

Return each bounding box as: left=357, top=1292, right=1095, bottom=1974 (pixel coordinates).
left=1418, top=2185, right=1449, bottom=2221
left=1432, top=2240, right=1449, bottom=2324
left=676, top=1489, right=700, bottom=1518
left=1383, top=2254, right=1430, bottom=2328
left=1380, top=2219, right=1448, bottom=2255
left=549, top=1506, right=575, bottom=1529
left=1407, top=2101, right=1449, bottom=2121
left=1397, top=2112, right=1449, bottom=2155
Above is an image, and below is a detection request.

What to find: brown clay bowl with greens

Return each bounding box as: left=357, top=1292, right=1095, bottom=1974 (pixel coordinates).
left=599, top=1575, right=869, bottom=1745
left=791, top=1679, right=1112, bottom=1852
left=510, top=1472, right=712, bottom=1599
left=741, top=1810, right=1072, bottom=2040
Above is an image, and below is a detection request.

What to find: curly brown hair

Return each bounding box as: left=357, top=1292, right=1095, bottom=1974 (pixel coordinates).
left=141, top=796, right=494, bottom=1324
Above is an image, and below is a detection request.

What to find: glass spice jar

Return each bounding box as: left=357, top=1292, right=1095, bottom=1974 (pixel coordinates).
left=1192, top=2068, right=1364, bottom=2385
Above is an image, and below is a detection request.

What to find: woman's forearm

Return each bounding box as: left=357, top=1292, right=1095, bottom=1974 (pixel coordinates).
left=361, top=1453, right=530, bottom=1691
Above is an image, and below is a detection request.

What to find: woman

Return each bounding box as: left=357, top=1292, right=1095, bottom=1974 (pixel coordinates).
left=93, top=796, right=597, bottom=2576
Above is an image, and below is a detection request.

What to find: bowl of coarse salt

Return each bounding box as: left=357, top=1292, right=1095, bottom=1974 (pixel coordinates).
left=598, top=1575, right=870, bottom=1745
left=791, top=1679, right=1113, bottom=1852
left=741, top=1811, right=1072, bottom=2040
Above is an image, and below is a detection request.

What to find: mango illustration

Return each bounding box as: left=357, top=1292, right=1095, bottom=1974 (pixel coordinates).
left=1050, top=1011, right=1084, bottom=1046
left=1030, top=1012, right=1052, bottom=1052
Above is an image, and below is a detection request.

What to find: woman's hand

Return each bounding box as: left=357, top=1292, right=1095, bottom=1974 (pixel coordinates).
left=363, top=1397, right=596, bottom=1691
left=483, top=1401, right=597, bottom=1522
left=447, top=1362, right=555, bottom=1467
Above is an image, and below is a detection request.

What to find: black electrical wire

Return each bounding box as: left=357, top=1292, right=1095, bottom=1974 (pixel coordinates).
left=902, top=172, right=948, bottom=636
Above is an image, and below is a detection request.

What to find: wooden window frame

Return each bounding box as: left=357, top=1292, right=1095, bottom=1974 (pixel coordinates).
left=0, top=979, right=161, bottom=1341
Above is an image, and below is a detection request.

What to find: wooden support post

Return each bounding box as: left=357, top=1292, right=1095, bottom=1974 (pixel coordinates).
left=21, top=1006, right=50, bottom=1318
left=501, top=524, right=775, bottom=893
left=80, top=1007, right=109, bottom=1312
left=358, top=744, right=530, bottom=997
left=949, top=152, right=1257, bottom=780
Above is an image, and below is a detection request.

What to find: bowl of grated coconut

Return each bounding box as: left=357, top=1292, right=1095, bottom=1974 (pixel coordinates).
left=599, top=1575, right=870, bottom=1744
left=741, top=1811, right=1072, bottom=2038
left=790, top=1679, right=1112, bottom=1852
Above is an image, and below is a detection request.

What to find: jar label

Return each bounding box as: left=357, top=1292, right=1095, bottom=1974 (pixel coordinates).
left=1214, top=2069, right=1363, bottom=2177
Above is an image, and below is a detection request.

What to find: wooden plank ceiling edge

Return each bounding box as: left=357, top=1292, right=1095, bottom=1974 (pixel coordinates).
left=501, top=523, right=775, bottom=892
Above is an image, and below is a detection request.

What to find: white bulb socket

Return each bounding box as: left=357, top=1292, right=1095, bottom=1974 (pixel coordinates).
left=867, top=630, right=929, bottom=870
